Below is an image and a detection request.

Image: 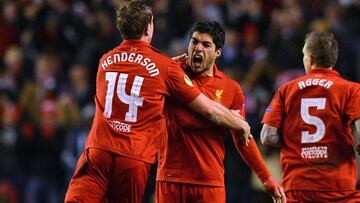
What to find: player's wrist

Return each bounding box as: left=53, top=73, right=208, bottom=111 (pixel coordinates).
left=260, top=176, right=273, bottom=184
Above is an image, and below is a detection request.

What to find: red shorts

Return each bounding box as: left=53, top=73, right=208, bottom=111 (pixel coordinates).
left=155, top=181, right=225, bottom=203
left=65, top=148, right=151, bottom=203
left=285, top=190, right=360, bottom=203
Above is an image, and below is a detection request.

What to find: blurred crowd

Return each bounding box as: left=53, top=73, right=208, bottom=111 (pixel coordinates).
left=0, top=0, right=359, bottom=202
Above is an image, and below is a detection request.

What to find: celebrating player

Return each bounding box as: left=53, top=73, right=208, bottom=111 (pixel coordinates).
left=156, top=21, right=285, bottom=203
left=64, top=1, right=252, bottom=203
left=261, top=32, right=360, bottom=202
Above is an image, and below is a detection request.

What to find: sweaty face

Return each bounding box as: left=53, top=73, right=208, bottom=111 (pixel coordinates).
left=188, top=32, right=220, bottom=76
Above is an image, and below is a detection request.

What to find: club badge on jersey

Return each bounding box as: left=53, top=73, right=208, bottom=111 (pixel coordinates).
left=215, top=89, right=223, bottom=103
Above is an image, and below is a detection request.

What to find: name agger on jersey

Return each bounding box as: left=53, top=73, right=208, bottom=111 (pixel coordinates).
left=298, top=78, right=333, bottom=89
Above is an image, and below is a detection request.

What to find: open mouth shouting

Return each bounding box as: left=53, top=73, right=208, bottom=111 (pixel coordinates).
left=192, top=53, right=203, bottom=69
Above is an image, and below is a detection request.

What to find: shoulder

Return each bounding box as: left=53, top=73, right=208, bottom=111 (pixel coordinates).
left=346, top=81, right=360, bottom=95
left=217, top=70, right=242, bottom=90
left=278, top=75, right=307, bottom=92
left=335, top=75, right=359, bottom=87
left=149, top=50, right=177, bottom=68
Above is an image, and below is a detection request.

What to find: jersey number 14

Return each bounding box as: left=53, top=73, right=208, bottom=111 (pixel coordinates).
left=103, top=72, right=144, bottom=122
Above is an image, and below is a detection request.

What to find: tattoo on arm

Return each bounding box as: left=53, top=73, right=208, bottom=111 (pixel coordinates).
left=352, top=118, right=360, bottom=143
left=260, top=124, right=282, bottom=147
left=208, top=114, right=221, bottom=126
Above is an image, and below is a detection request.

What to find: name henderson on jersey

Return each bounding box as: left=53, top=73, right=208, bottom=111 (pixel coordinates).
left=101, top=52, right=160, bottom=77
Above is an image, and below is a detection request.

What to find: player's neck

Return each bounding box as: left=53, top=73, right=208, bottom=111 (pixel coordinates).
left=199, top=67, right=214, bottom=77
left=311, top=66, right=333, bottom=71
left=140, top=35, right=152, bottom=44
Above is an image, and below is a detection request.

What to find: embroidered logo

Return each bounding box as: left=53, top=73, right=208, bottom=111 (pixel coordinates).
left=184, top=75, right=194, bottom=87
left=131, top=47, right=138, bottom=52
left=215, top=89, right=223, bottom=102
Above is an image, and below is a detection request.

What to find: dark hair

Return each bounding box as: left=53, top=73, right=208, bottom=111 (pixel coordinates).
left=189, top=21, right=225, bottom=50
left=115, top=0, right=152, bottom=40
left=304, top=32, right=338, bottom=68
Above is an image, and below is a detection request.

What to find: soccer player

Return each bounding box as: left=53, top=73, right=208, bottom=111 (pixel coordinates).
left=64, top=1, right=252, bottom=203
left=261, top=32, right=360, bottom=202
left=156, top=21, right=285, bottom=203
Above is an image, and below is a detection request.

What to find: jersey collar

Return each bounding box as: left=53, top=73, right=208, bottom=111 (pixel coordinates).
left=182, top=62, right=223, bottom=79
left=309, top=68, right=340, bottom=77
left=120, top=40, right=161, bottom=53
left=212, top=64, right=223, bottom=78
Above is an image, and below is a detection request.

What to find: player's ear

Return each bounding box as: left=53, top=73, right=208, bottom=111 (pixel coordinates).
left=144, top=17, right=154, bottom=37
left=309, top=55, right=315, bottom=66
left=215, top=48, right=222, bottom=59
left=144, top=23, right=151, bottom=36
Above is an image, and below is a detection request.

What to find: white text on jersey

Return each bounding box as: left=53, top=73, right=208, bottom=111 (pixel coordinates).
left=107, top=119, right=132, bottom=133
left=298, top=78, right=333, bottom=90
left=101, top=52, right=159, bottom=77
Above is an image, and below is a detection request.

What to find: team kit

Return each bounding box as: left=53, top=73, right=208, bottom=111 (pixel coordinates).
left=64, top=1, right=360, bottom=202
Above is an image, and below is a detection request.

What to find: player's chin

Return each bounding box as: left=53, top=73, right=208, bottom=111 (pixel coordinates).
left=191, top=63, right=202, bottom=71
left=191, top=66, right=203, bottom=73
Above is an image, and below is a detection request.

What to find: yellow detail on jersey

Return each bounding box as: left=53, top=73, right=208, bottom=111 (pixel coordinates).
left=184, top=75, right=194, bottom=87
left=215, top=89, right=223, bottom=102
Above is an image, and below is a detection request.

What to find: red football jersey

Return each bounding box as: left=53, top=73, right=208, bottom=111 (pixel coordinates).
left=85, top=40, right=200, bottom=164
left=262, top=68, right=360, bottom=191
left=156, top=64, right=247, bottom=186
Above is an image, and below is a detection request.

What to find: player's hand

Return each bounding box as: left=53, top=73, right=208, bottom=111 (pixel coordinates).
left=171, top=53, right=188, bottom=63
left=262, top=176, right=286, bottom=203
left=237, top=119, right=251, bottom=146
left=230, top=109, right=244, bottom=120
left=231, top=110, right=251, bottom=146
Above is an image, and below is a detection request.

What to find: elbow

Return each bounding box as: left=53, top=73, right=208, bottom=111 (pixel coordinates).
left=261, top=137, right=282, bottom=147
left=260, top=135, right=267, bottom=145
left=260, top=125, right=282, bottom=147
left=260, top=134, right=271, bottom=146
left=261, top=138, right=272, bottom=146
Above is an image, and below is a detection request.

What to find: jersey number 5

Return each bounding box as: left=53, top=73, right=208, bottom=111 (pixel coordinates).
left=103, top=72, right=144, bottom=122
left=300, top=98, right=326, bottom=143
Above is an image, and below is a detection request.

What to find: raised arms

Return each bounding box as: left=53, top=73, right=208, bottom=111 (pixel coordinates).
left=260, top=124, right=282, bottom=147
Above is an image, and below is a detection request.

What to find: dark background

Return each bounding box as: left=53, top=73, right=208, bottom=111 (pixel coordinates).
left=0, top=0, right=359, bottom=202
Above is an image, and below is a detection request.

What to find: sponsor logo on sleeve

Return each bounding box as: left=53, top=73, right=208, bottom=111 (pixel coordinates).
left=265, top=106, right=272, bottom=112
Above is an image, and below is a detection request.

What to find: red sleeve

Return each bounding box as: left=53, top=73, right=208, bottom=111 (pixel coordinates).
left=346, top=84, right=360, bottom=126
left=262, top=87, right=285, bottom=128
left=230, top=82, right=246, bottom=118
left=232, top=137, right=271, bottom=182
left=229, top=82, right=246, bottom=135
left=166, top=61, right=201, bottom=104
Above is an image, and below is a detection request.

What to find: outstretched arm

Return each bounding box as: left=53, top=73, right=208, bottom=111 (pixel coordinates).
left=233, top=136, right=286, bottom=203
left=261, top=124, right=282, bottom=147
left=188, top=93, right=251, bottom=145
left=352, top=118, right=360, bottom=155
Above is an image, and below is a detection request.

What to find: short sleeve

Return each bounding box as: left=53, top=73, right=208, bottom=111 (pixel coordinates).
left=345, top=84, right=360, bottom=125
left=166, top=61, right=201, bottom=105
left=230, top=82, right=246, bottom=118
left=262, top=87, right=285, bottom=128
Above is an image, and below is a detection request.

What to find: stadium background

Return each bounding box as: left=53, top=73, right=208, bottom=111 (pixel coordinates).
left=0, top=0, right=359, bottom=202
